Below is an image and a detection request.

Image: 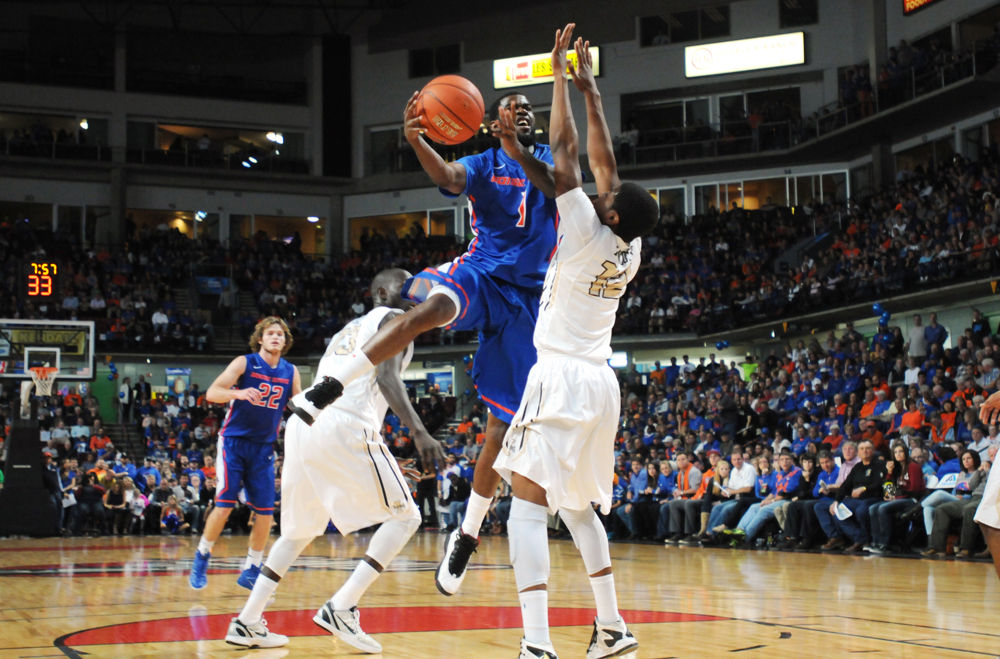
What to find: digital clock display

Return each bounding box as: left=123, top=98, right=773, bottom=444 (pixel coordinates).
left=23, top=260, right=60, bottom=299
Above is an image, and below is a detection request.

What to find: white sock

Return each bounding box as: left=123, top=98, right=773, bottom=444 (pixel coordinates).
left=331, top=561, right=380, bottom=611
left=244, top=548, right=264, bottom=570
left=239, top=572, right=280, bottom=625
left=461, top=491, right=492, bottom=538
left=589, top=574, right=620, bottom=625
left=329, top=351, right=376, bottom=388
left=238, top=535, right=312, bottom=624
left=197, top=537, right=215, bottom=555
left=518, top=590, right=550, bottom=645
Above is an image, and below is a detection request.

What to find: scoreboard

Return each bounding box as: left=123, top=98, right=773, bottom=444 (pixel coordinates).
left=19, top=259, right=61, bottom=304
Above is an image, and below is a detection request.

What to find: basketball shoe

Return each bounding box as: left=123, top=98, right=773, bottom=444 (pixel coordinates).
left=237, top=563, right=261, bottom=590
left=519, top=638, right=558, bottom=658
left=313, top=602, right=382, bottom=653
left=586, top=617, right=638, bottom=658
left=189, top=550, right=209, bottom=590
left=435, top=528, right=478, bottom=595
left=287, top=376, right=344, bottom=425
left=225, top=617, right=288, bottom=648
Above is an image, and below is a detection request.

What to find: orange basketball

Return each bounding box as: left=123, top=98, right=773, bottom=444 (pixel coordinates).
left=417, top=75, right=485, bottom=146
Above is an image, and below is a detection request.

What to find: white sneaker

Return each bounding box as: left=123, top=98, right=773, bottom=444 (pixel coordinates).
left=313, top=602, right=382, bottom=653
left=519, top=637, right=558, bottom=658
left=225, top=617, right=289, bottom=648
left=586, top=617, right=638, bottom=658
left=435, top=528, right=478, bottom=596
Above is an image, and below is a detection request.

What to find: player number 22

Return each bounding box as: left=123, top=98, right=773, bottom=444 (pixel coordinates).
left=254, top=383, right=284, bottom=409
left=588, top=260, right=625, bottom=299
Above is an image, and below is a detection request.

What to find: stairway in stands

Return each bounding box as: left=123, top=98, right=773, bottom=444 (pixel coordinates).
left=105, top=422, right=145, bottom=461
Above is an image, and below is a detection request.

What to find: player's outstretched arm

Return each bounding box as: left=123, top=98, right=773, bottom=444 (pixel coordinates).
left=570, top=36, right=619, bottom=195
left=493, top=110, right=556, bottom=198
left=404, top=91, right=467, bottom=194
left=549, top=22, right=582, bottom=197
left=375, top=314, right=446, bottom=470
left=206, top=356, right=261, bottom=405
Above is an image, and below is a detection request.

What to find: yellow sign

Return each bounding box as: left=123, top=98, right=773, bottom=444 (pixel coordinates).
left=8, top=328, right=87, bottom=356
left=493, top=47, right=601, bottom=89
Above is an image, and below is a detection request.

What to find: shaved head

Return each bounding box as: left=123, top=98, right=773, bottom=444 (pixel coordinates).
left=371, top=268, right=411, bottom=309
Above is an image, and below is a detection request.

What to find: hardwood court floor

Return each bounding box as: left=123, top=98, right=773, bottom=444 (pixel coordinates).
left=0, top=530, right=997, bottom=658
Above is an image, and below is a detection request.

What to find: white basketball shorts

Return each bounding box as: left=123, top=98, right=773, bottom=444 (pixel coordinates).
left=494, top=354, right=619, bottom=515
left=281, top=412, right=419, bottom=539
left=974, top=458, right=1000, bottom=530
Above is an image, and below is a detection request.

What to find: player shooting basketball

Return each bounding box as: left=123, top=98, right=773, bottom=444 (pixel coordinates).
left=288, top=62, right=561, bottom=597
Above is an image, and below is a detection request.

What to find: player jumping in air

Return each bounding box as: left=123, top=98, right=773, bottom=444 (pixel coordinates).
left=189, top=317, right=302, bottom=591
left=492, top=23, right=659, bottom=658
left=288, top=77, right=559, bottom=596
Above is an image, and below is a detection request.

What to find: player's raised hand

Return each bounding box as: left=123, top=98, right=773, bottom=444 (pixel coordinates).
left=551, top=22, right=575, bottom=80
left=403, top=91, right=426, bottom=144
left=980, top=390, right=1000, bottom=425
left=570, top=37, right=596, bottom=95
left=413, top=428, right=446, bottom=472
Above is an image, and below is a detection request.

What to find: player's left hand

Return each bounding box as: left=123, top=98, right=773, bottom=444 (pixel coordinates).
left=413, top=429, right=446, bottom=472
left=551, top=22, right=575, bottom=80
left=979, top=390, right=1000, bottom=425
left=494, top=106, right=527, bottom=160
left=570, top=36, right=596, bottom=95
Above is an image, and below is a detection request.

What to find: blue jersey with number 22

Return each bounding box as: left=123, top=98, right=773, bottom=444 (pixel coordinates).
left=218, top=353, right=295, bottom=444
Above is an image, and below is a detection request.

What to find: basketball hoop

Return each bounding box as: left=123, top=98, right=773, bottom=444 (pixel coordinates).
left=29, top=366, right=58, bottom=397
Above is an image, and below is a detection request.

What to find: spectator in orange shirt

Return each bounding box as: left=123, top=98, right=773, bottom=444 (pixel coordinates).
left=858, top=418, right=886, bottom=454
left=899, top=399, right=925, bottom=434
left=90, top=427, right=113, bottom=457
left=202, top=455, right=217, bottom=481
left=63, top=387, right=83, bottom=409
left=859, top=390, right=878, bottom=419
left=822, top=423, right=845, bottom=453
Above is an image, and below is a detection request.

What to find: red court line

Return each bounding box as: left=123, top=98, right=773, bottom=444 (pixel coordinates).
left=62, top=607, right=727, bottom=645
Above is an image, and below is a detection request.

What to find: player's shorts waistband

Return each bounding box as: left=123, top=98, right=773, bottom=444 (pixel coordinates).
left=535, top=351, right=609, bottom=368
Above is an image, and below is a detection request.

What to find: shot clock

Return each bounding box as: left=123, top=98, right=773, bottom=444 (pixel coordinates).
left=20, top=259, right=62, bottom=304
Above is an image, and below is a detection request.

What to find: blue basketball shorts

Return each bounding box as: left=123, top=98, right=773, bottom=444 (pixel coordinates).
left=215, top=435, right=276, bottom=514
left=403, top=261, right=540, bottom=424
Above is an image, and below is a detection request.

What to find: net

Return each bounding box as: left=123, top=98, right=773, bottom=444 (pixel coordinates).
left=29, top=366, right=58, bottom=397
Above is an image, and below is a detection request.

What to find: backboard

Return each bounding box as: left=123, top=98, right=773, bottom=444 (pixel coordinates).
left=0, top=319, right=94, bottom=381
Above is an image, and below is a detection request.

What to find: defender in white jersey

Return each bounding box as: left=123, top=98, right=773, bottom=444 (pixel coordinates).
left=225, top=269, right=445, bottom=651
left=492, top=25, right=659, bottom=659
left=976, top=392, right=1000, bottom=580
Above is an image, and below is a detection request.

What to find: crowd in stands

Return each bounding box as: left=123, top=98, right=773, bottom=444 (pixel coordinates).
left=596, top=307, right=997, bottom=560
left=3, top=147, right=1000, bottom=351
left=0, top=294, right=996, bottom=562
left=624, top=149, right=1000, bottom=335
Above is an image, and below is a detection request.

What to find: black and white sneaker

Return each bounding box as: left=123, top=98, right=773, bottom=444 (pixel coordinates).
left=224, top=617, right=289, bottom=648
left=287, top=376, right=344, bottom=425
left=519, top=637, right=558, bottom=658
left=435, top=528, right=479, bottom=596
left=586, top=617, right=638, bottom=658
left=313, top=601, right=382, bottom=653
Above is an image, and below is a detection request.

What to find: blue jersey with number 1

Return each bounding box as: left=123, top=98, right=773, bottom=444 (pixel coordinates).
left=218, top=353, right=295, bottom=444
left=445, top=144, right=557, bottom=290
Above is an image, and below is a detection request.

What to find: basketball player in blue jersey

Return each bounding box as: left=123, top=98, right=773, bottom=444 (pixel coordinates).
left=189, top=317, right=302, bottom=591
left=288, top=89, right=559, bottom=596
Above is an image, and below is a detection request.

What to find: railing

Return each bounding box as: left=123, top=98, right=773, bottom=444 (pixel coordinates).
left=0, top=140, right=110, bottom=162
left=125, top=148, right=309, bottom=174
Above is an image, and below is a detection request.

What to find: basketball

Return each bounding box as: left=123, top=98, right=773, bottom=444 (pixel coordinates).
left=416, top=74, right=485, bottom=146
